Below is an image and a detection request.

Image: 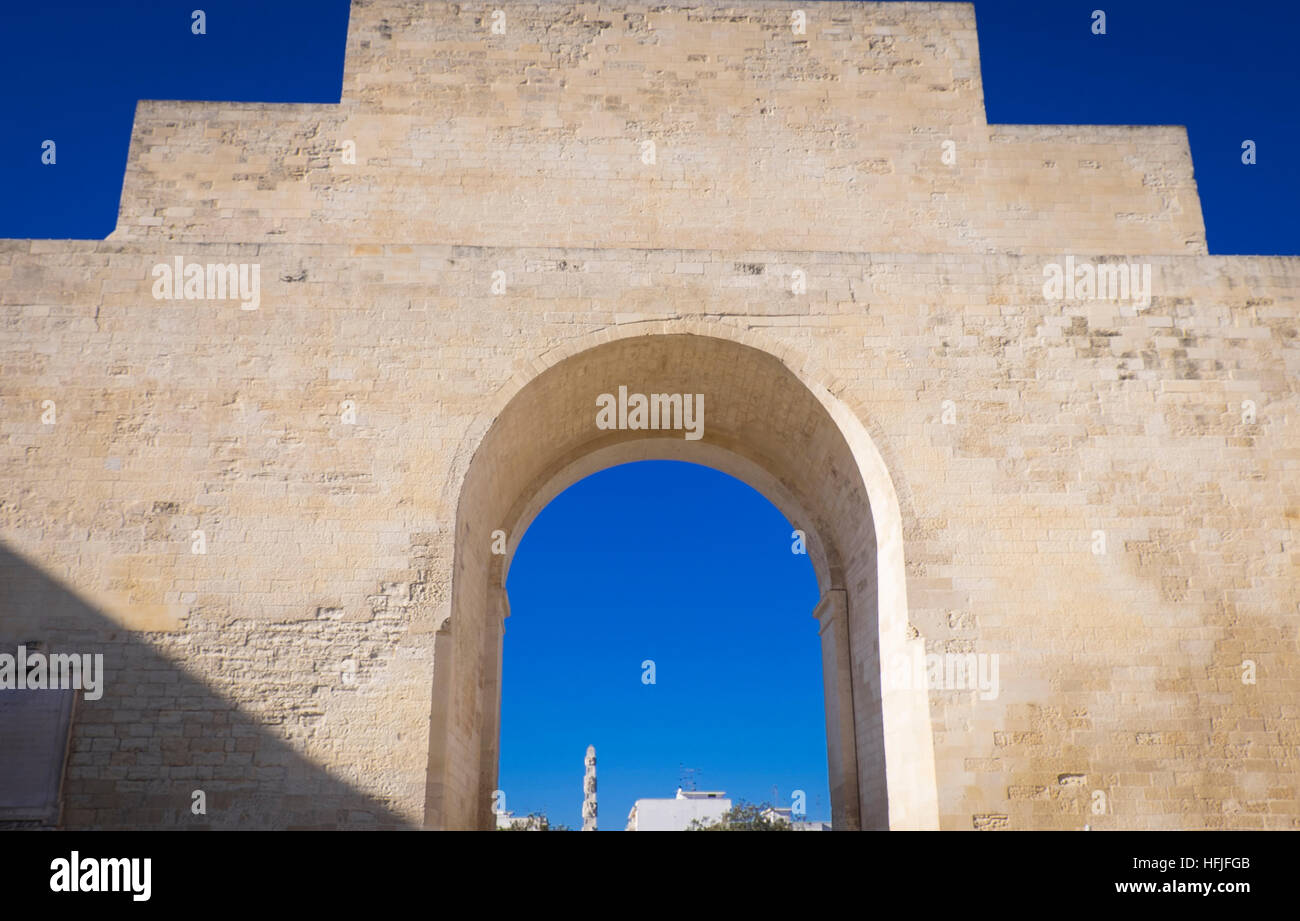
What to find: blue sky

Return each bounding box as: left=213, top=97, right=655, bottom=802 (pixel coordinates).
left=2, top=1, right=1295, bottom=828
left=502, top=462, right=823, bottom=827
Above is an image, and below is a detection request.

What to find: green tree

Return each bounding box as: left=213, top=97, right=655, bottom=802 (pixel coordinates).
left=688, top=800, right=793, bottom=831
left=497, top=813, right=572, bottom=831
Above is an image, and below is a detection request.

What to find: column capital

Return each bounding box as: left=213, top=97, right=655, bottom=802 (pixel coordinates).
left=812, top=588, right=847, bottom=635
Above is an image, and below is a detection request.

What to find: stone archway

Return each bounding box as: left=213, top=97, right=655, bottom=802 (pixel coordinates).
left=425, top=329, right=939, bottom=830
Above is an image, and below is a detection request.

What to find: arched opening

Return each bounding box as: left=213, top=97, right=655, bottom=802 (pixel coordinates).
left=499, top=459, right=828, bottom=829
left=426, top=332, right=938, bottom=830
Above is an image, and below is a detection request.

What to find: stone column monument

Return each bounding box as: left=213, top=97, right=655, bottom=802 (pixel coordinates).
left=582, top=745, right=597, bottom=831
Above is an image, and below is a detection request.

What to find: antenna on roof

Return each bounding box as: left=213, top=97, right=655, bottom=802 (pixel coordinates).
left=678, top=764, right=699, bottom=792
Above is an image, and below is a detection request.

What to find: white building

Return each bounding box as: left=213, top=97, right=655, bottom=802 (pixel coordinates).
left=625, top=789, right=731, bottom=831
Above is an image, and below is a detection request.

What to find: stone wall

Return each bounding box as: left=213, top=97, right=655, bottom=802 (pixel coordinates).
left=112, top=2, right=1204, bottom=255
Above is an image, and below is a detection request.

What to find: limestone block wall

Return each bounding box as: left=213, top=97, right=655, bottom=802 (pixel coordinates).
left=1, top=238, right=1296, bottom=828
left=0, top=0, right=1296, bottom=829
left=110, top=2, right=1205, bottom=255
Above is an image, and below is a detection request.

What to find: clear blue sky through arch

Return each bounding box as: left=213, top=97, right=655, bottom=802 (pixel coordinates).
left=500, top=461, right=826, bottom=828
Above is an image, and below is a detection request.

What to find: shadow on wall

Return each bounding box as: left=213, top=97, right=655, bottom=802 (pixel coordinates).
left=0, top=543, right=413, bottom=830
